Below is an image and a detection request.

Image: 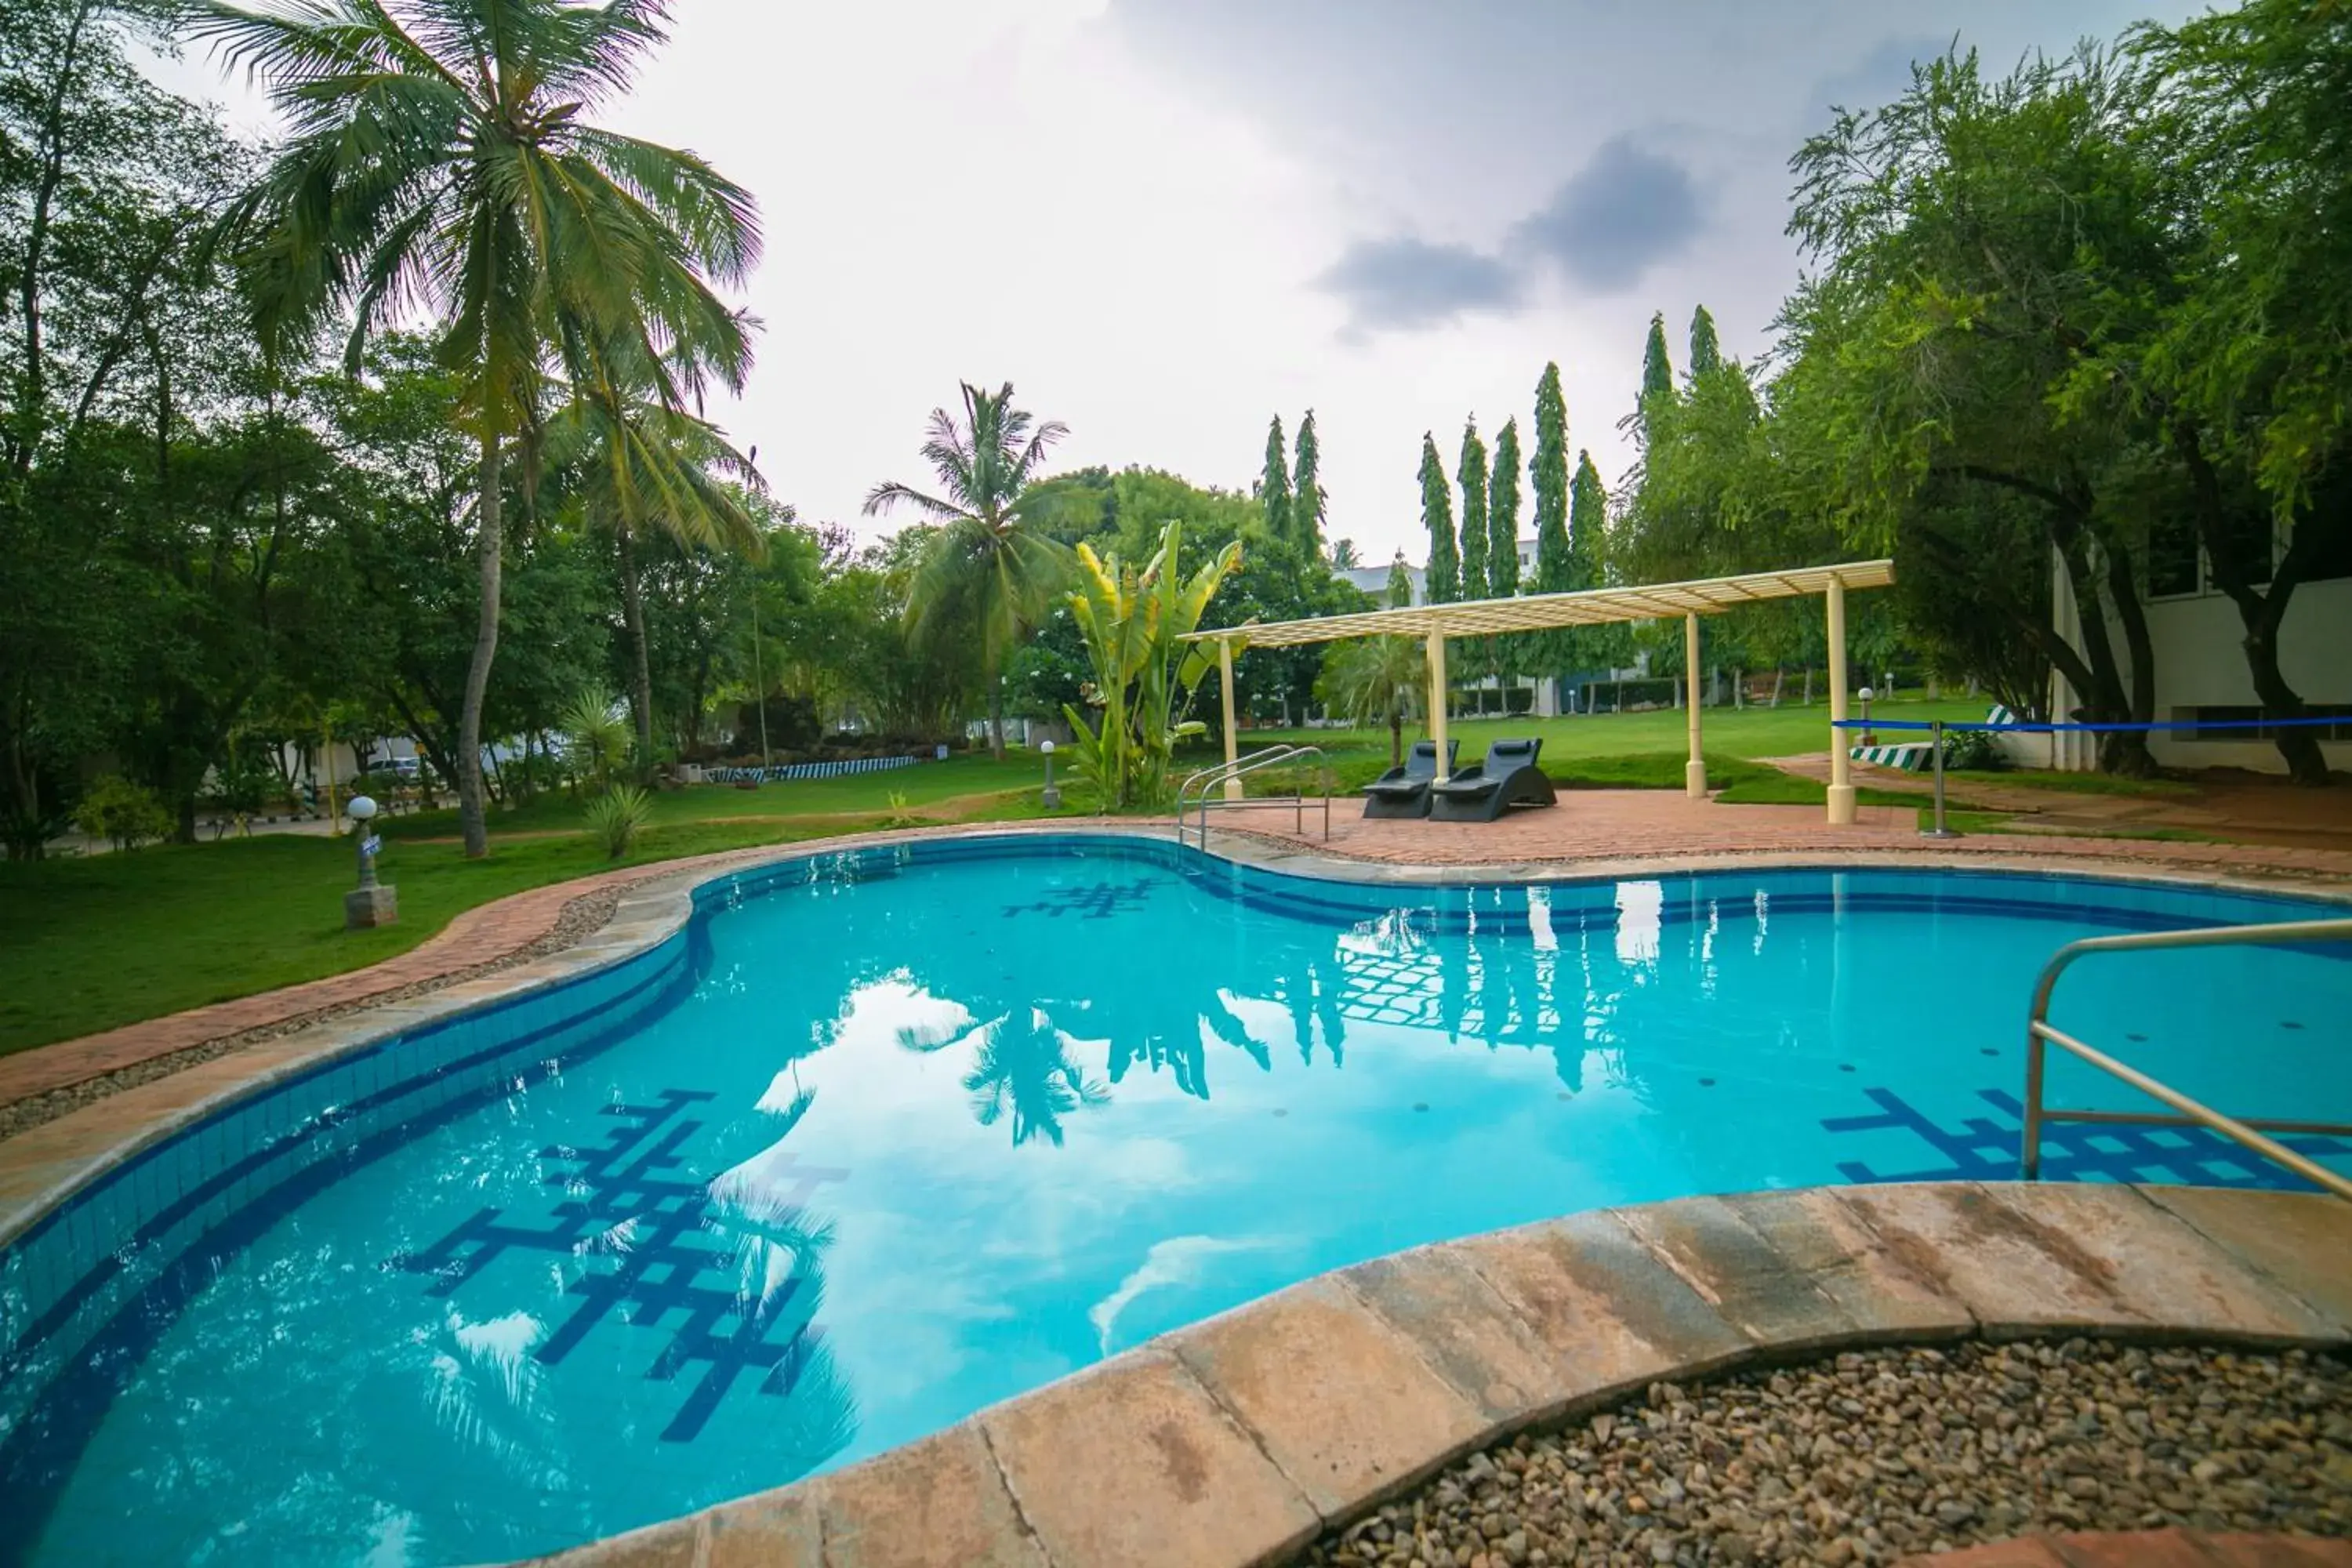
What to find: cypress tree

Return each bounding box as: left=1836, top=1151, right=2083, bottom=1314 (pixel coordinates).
left=1568, top=449, right=1606, bottom=594
left=1385, top=554, right=1415, bottom=608
left=1641, top=311, right=1675, bottom=402
left=1291, top=409, right=1325, bottom=547
left=1529, top=365, right=1571, bottom=595
left=1419, top=434, right=1458, bottom=603
left=1457, top=419, right=1490, bottom=601
left=1688, top=304, right=1722, bottom=378
left=1261, top=415, right=1292, bottom=538
left=1487, top=417, right=1522, bottom=598
left=1564, top=448, right=1612, bottom=690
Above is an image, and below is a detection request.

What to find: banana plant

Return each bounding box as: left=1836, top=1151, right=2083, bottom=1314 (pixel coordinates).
left=1062, top=521, right=1242, bottom=811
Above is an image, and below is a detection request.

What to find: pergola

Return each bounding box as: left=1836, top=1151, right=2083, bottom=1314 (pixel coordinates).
left=1185, top=560, right=1896, bottom=825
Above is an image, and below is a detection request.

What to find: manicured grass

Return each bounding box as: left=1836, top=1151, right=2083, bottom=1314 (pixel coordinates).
left=1, top=768, right=1073, bottom=1056
left=1947, top=767, right=2198, bottom=798
left=1247, top=695, right=1992, bottom=768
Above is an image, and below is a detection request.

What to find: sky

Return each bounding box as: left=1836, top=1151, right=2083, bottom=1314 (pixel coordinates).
left=154, top=0, right=2184, bottom=565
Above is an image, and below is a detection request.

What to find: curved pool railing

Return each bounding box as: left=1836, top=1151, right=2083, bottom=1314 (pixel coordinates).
left=1174, top=744, right=1332, bottom=850
left=2022, top=916, right=2352, bottom=1200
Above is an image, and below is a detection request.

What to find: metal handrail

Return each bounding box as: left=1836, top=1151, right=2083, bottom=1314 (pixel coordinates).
left=1174, top=745, right=1331, bottom=850
left=2023, top=916, right=2352, bottom=1200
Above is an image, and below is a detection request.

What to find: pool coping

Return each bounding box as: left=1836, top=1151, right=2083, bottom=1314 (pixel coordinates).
left=518, top=1181, right=2352, bottom=1568
left=5, top=820, right=2350, bottom=1257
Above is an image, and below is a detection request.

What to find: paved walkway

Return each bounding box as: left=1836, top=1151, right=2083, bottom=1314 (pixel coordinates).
left=1909, top=1530, right=2352, bottom=1565
left=1216, top=789, right=2352, bottom=880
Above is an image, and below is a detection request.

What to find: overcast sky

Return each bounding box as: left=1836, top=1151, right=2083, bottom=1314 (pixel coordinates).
left=159, top=0, right=2182, bottom=564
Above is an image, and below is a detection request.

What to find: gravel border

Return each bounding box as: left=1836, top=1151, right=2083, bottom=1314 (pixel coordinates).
left=1294, top=1340, right=2351, bottom=1567
left=0, top=885, right=627, bottom=1142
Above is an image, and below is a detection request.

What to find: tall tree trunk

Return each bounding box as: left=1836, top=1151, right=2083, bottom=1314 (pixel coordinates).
left=619, top=527, right=655, bottom=772
left=987, top=654, right=1006, bottom=760
left=2174, top=424, right=2332, bottom=785
left=457, top=432, right=503, bottom=858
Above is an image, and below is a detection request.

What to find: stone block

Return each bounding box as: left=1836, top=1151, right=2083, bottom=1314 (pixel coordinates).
left=1717, top=1187, right=1976, bottom=1341
left=1834, top=1182, right=2338, bottom=1344
left=2137, top=1186, right=2352, bottom=1338
left=1617, top=1193, right=1864, bottom=1352
left=1171, top=1276, right=1489, bottom=1518
left=980, top=1348, right=1319, bottom=1568
left=702, top=1487, right=822, bottom=1568
left=810, top=1422, right=1040, bottom=1567
left=1344, top=1243, right=1585, bottom=1428
left=1451, top=1209, right=1750, bottom=1402
left=343, top=883, right=399, bottom=928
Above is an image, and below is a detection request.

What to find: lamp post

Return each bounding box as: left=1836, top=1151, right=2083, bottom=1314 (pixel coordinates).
left=1040, top=739, right=1061, bottom=811
left=1858, top=685, right=1876, bottom=747
left=343, top=794, right=398, bottom=929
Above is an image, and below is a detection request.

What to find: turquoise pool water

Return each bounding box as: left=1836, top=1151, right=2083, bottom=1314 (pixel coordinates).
left=3, top=835, right=2348, bottom=1566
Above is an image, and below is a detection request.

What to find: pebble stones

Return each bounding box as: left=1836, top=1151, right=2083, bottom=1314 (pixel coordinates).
left=1292, top=1340, right=2352, bottom=1568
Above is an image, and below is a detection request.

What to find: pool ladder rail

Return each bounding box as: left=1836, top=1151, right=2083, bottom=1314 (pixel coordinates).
left=1174, top=745, right=1334, bottom=851
left=2021, top=916, right=2352, bottom=1200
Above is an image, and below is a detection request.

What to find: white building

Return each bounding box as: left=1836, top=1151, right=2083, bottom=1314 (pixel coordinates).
left=2047, top=535, right=2352, bottom=775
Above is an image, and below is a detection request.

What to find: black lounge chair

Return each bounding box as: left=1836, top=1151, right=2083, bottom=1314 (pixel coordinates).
left=1428, top=738, right=1556, bottom=822
left=1360, top=739, right=1457, bottom=818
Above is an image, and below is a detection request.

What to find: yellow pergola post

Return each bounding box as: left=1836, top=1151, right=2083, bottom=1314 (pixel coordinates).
left=1826, top=572, right=1857, bottom=825
left=1683, top=613, right=1707, bottom=797
left=1425, top=629, right=1450, bottom=782
left=1218, top=635, right=1242, bottom=801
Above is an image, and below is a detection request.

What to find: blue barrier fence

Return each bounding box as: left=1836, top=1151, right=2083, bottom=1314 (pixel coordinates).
left=1833, top=716, right=2343, bottom=734
left=703, top=755, right=920, bottom=784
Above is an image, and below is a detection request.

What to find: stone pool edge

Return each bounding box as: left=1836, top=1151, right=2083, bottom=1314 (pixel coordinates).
left=516, top=1181, right=2352, bottom=1568
left=5, top=820, right=2350, bottom=1256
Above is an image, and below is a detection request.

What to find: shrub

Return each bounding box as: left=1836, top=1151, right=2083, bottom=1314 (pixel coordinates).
left=75, top=775, right=173, bottom=851
left=585, top=784, right=652, bottom=858
left=1940, top=728, right=2008, bottom=771
left=561, top=688, right=632, bottom=793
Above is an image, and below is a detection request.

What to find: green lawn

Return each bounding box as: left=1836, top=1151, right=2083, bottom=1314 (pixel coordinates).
left=2, top=765, right=1073, bottom=1056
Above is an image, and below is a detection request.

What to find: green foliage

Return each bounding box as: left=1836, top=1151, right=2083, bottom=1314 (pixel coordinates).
left=1939, top=728, right=2007, bottom=771
left=1487, top=419, right=1523, bottom=599
left=1418, top=435, right=1458, bottom=603
left=866, top=381, right=1072, bottom=757
left=561, top=690, right=631, bottom=796
left=74, top=775, right=172, bottom=852
left=1385, top=557, right=1415, bottom=608
left=204, top=0, right=760, bottom=855
left=584, top=784, right=651, bottom=859
left=1291, top=410, right=1326, bottom=547
left=1457, top=419, right=1490, bottom=601
left=1316, top=637, right=1426, bottom=768
left=1260, top=415, right=1292, bottom=539
left=1060, top=522, right=1240, bottom=811
left=1529, top=365, right=1572, bottom=595
left=1635, top=312, right=1675, bottom=440
left=1687, top=305, right=1722, bottom=379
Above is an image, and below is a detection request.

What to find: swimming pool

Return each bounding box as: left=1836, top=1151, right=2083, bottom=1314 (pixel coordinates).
left=2, top=834, right=2347, bottom=1566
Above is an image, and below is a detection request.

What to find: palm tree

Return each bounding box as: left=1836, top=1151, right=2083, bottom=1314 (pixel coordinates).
left=548, top=361, right=764, bottom=766
left=1316, top=636, right=1426, bottom=768
left=862, top=382, right=1069, bottom=758
left=200, top=0, right=760, bottom=857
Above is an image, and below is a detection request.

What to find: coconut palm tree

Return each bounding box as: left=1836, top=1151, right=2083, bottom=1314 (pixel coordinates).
left=547, top=359, right=764, bottom=766
left=862, top=382, right=1069, bottom=758
left=1316, top=636, right=1426, bottom=768
left=199, top=0, right=760, bottom=857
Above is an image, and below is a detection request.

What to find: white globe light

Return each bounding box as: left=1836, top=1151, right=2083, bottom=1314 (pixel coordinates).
left=1858, top=687, right=1875, bottom=702
left=1040, top=740, right=1054, bottom=755
left=347, top=795, right=379, bottom=822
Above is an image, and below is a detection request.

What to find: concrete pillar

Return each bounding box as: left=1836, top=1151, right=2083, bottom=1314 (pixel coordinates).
left=1426, top=630, right=1450, bottom=782
left=1219, top=636, right=1242, bottom=801
left=1827, top=574, right=1856, bottom=825
left=1684, top=614, right=1707, bottom=797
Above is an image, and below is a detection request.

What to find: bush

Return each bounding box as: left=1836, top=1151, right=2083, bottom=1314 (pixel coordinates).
left=586, top=784, right=652, bottom=858
left=1940, top=728, right=2008, bottom=771
left=75, top=775, right=173, bottom=851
